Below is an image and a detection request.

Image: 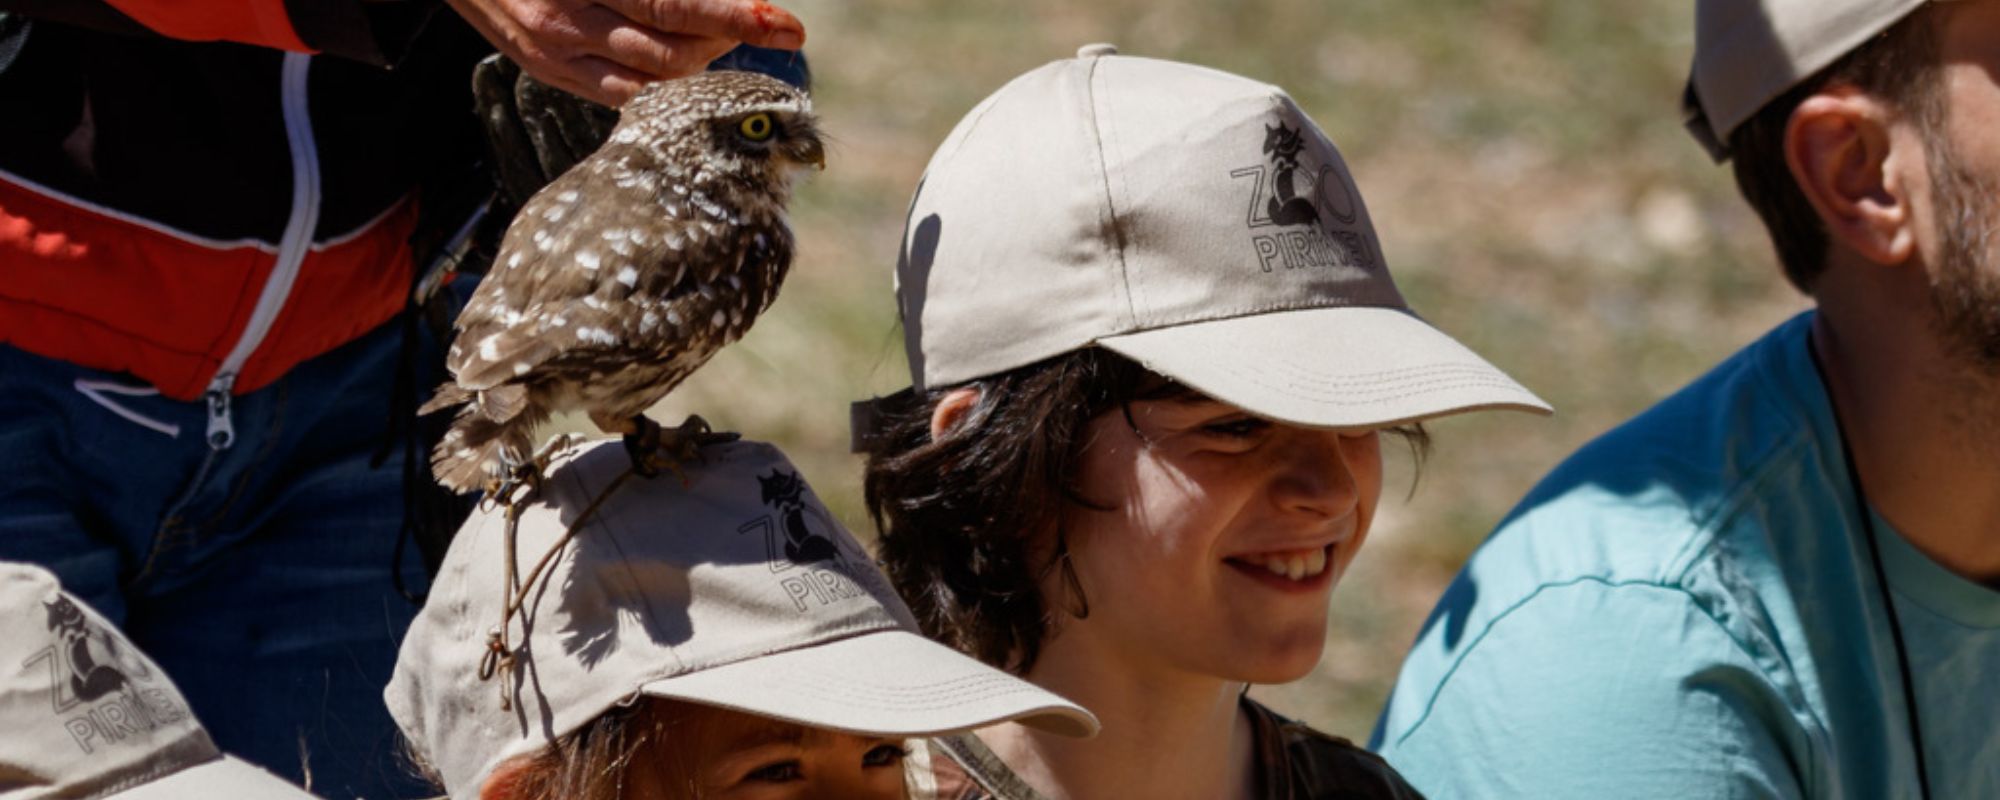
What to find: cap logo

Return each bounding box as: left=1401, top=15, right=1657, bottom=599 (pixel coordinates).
left=23, top=596, right=189, bottom=754
left=1227, top=122, right=1374, bottom=273
left=740, top=469, right=868, bottom=612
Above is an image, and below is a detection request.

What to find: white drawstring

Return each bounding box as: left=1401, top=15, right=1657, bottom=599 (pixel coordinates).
left=72, top=378, right=181, bottom=438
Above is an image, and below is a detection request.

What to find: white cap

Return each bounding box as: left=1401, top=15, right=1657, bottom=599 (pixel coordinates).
left=0, top=563, right=318, bottom=800
left=385, top=438, right=1098, bottom=799
left=890, top=46, right=1548, bottom=429
left=1683, top=0, right=1948, bottom=159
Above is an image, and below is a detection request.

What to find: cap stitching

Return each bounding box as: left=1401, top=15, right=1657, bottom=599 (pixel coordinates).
left=775, top=673, right=1050, bottom=709
left=1212, top=364, right=1530, bottom=405
left=644, top=617, right=904, bottom=679
left=1100, top=60, right=1147, bottom=322
left=1094, top=300, right=1416, bottom=346
left=1082, top=55, right=1138, bottom=329
left=1172, top=335, right=1527, bottom=395
left=1237, top=363, right=1514, bottom=386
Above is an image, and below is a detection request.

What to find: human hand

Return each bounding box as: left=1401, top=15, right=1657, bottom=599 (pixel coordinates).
left=446, top=0, right=804, bottom=106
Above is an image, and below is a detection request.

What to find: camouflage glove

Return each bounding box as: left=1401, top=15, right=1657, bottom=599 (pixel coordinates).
left=472, top=45, right=811, bottom=212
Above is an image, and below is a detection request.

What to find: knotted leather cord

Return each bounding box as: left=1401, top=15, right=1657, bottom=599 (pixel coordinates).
left=476, top=462, right=638, bottom=710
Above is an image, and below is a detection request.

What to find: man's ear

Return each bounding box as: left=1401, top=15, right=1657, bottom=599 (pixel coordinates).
left=929, top=387, right=981, bottom=440
left=478, top=756, right=534, bottom=800
left=1786, top=86, right=1920, bottom=266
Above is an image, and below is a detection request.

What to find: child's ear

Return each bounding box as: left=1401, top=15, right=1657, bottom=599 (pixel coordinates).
left=478, top=756, right=534, bottom=800
left=929, top=387, right=981, bottom=440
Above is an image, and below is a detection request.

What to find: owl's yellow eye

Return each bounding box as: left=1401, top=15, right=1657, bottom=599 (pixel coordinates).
left=739, top=113, right=775, bottom=141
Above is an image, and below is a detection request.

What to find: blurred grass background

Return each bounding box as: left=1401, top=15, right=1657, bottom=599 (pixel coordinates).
left=632, top=0, right=1813, bottom=739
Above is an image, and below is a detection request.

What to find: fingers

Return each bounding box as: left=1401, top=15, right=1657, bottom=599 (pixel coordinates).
left=599, top=0, right=804, bottom=50
left=448, top=0, right=804, bottom=106
left=563, top=55, right=653, bottom=106
left=577, top=5, right=741, bottom=81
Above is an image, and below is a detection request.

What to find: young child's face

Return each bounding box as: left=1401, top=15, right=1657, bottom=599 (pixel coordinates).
left=1056, top=392, right=1384, bottom=684
left=623, top=705, right=909, bottom=799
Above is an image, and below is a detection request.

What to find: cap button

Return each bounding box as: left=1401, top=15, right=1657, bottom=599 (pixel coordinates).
left=1076, top=43, right=1118, bottom=58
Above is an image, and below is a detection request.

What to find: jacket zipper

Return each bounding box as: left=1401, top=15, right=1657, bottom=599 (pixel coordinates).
left=203, top=53, right=322, bottom=450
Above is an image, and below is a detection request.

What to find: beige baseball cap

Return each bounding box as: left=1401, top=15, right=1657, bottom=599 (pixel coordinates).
left=890, top=45, right=1548, bottom=430
left=1683, top=0, right=1946, bottom=160
left=385, top=438, right=1098, bottom=799
left=0, top=562, right=318, bottom=800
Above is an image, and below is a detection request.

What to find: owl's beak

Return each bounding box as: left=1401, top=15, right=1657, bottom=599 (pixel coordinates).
left=795, top=137, right=827, bottom=171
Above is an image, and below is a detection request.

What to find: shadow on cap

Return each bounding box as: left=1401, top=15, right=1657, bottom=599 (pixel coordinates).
left=386, top=437, right=1097, bottom=799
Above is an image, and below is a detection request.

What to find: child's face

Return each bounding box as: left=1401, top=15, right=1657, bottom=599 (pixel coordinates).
left=623, top=707, right=909, bottom=799
left=1054, top=393, right=1383, bottom=684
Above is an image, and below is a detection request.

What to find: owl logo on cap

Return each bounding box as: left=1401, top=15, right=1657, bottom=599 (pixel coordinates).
left=758, top=469, right=840, bottom=565
left=1262, top=124, right=1321, bottom=228
left=1229, top=122, right=1373, bottom=273
left=42, top=596, right=144, bottom=706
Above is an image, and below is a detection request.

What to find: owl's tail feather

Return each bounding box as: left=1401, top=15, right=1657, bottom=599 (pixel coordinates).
left=430, top=384, right=546, bottom=494
left=418, top=383, right=473, bottom=416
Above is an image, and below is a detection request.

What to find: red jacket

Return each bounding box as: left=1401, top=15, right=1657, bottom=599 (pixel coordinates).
left=0, top=0, right=489, bottom=401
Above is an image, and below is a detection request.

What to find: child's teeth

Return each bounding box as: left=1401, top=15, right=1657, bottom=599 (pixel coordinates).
left=1252, top=549, right=1333, bottom=581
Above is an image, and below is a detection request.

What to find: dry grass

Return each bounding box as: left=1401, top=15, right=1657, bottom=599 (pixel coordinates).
left=600, top=0, right=1814, bottom=739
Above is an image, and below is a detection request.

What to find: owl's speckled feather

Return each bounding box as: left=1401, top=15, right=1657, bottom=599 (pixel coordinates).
left=425, top=71, right=824, bottom=492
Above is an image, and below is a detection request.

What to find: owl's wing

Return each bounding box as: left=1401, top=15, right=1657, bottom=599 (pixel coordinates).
left=448, top=169, right=709, bottom=391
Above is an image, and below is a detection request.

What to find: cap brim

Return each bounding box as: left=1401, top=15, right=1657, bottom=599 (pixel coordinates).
left=1098, top=306, right=1551, bottom=429
left=112, top=756, right=319, bottom=800
left=638, top=629, right=1098, bottom=739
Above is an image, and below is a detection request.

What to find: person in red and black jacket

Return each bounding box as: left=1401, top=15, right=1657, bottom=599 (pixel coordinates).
left=0, top=1, right=802, bottom=796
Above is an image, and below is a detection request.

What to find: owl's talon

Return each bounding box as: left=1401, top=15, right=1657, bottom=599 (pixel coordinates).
left=624, top=414, right=737, bottom=484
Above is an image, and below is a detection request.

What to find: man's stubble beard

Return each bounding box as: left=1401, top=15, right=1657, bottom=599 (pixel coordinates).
left=1925, top=123, right=2000, bottom=373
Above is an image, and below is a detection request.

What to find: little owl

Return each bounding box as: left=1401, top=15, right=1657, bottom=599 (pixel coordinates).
left=425, top=71, right=825, bottom=493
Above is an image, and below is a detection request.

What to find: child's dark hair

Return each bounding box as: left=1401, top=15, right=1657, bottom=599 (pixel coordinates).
left=863, top=347, right=1425, bottom=675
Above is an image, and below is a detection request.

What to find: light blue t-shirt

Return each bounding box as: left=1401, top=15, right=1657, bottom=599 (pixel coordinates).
left=1372, top=312, right=2000, bottom=799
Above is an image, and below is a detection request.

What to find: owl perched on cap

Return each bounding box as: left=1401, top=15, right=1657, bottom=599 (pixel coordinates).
left=424, top=71, right=825, bottom=493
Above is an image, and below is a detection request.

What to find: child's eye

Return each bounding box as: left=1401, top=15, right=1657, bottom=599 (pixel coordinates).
left=743, top=760, right=803, bottom=783
left=1201, top=417, right=1271, bottom=438
left=862, top=743, right=909, bottom=768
